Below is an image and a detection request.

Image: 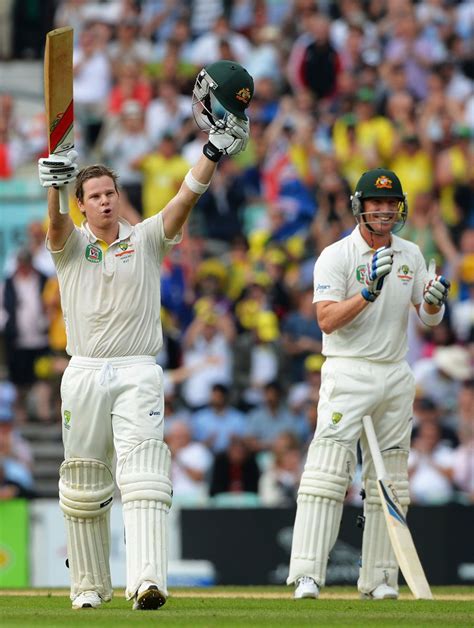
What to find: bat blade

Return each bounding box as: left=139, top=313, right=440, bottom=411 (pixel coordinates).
left=44, top=26, right=74, bottom=213
left=377, top=478, right=433, bottom=600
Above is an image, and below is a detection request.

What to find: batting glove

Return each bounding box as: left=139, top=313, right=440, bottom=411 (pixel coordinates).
left=423, top=275, right=450, bottom=307
left=361, top=246, right=394, bottom=302
left=203, top=114, right=250, bottom=162
left=38, top=150, right=78, bottom=188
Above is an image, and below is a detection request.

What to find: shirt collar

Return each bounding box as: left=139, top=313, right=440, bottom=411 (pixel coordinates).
left=82, top=218, right=133, bottom=244
left=350, top=225, right=402, bottom=254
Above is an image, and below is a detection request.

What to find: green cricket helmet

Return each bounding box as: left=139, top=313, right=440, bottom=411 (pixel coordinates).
left=192, top=60, right=254, bottom=132
left=351, top=168, right=408, bottom=234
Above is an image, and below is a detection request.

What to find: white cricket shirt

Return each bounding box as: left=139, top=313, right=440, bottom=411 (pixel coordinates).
left=48, top=215, right=181, bottom=358
left=313, top=226, right=428, bottom=362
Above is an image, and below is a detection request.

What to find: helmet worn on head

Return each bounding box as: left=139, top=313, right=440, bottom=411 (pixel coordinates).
left=351, top=168, right=408, bottom=234
left=192, top=60, right=254, bottom=132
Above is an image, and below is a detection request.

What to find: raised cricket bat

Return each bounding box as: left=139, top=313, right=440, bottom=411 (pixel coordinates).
left=362, top=415, right=433, bottom=600
left=44, top=26, right=74, bottom=214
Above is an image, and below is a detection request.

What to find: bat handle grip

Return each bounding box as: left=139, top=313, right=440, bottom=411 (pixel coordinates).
left=59, top=185, right=70, bottom=214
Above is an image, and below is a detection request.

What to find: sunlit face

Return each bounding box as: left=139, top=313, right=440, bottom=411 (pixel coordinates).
left=361, top=197, right=400, bottom=236
left=78, top=176, right=120, bottom=229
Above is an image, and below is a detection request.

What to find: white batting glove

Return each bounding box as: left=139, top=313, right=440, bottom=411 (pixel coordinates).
left=424, top=275, right=450, bottom=306
left=361, top=246, right=394, bottom=302
left=203, top=114, right=250, bottom=161
left=38, top=150, right=78, bottom=188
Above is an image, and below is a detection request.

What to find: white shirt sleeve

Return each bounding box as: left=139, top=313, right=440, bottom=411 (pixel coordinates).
left=412, top=246, right=429, bottom=306
left=313, top=246, right=347, bottom=303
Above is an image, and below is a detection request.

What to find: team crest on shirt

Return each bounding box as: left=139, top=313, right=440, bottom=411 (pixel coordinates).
left=356, top=265, right=367, bottom=284
left=85, top=244, right=102, bottom=263
left=397, top=264, right=414, bottom=284
left=115, top=241, right=135, bottom=260
left=63, top=410, right=71, bottom=430
left=331, top=412, right=343, bottom=426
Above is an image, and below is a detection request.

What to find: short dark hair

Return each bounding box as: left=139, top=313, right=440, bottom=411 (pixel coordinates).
left=75, top=164, right=119, bottom=202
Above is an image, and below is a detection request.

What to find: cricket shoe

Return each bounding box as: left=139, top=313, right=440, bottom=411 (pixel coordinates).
left=133, top=581, right=167, bottom=610
left=72, top=591, right=102, bottom=609
left=361, top=584, right=399, bottom=600
left=294, top=576, right=319, bottom=600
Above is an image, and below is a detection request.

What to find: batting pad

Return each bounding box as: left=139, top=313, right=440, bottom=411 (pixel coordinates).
left=118, top=439, right=172, bottom=599
left=287, top=439, right=355, bottom=586
left=59, top=458, right=114, bottom=601
left=358, top=449, right=410, bottom=594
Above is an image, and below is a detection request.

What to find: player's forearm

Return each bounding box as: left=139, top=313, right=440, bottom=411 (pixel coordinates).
left=162, top=155, right=217, bottom=238
left=317, top=294, right=370, bottom=334
left=47, top=187, right=74, bottom=249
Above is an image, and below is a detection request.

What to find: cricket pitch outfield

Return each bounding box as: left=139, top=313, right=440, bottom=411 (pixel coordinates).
left=1, top=586, right=473, bottom=627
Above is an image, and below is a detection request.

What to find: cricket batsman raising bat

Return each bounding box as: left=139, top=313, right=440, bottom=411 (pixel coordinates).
left=37, top=59, right=253, bottom=610
left=41, top=26, right=77, bottom=213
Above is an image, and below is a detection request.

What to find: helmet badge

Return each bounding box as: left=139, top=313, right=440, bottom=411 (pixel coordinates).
left=236, top=87, right=252, bottom=104
left=375, top=176, right=393, bottom=189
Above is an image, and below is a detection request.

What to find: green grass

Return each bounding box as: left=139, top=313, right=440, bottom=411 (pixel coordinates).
left=1, top=587, right=473, bottom=627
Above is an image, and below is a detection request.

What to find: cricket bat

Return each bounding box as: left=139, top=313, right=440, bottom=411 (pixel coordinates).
left=44, top=26, right=74, bottom=214
left=362, top=415, right=433, bottom=600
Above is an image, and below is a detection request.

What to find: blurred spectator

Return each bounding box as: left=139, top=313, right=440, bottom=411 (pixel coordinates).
left=411, top=396, right=459, bottom=449
left=107, top=16, right=153, bottom=73
left=73, top=24, right=112, bottom=151
left=413, top=345, right=472, bottom=425
left=102, top=99, right=153, bottom=215
left=451, top=379, right=474, bottom=502
left=0, top=94, right=25, bottom=179
left=140, top=0, right=186, bottom=43
left=408, top=420, right=455, bottom=505
left=288, top=353, right=325, bottom=416
left=192, top=383, right=246, bottom=453
left=259, top=432, right=303, bottom=506
left=234, top=310, right=283, bottom=409
left=3, top=222, right=56, bottom=278
left=145, top=79, right=191, bottom=146
left=166, top=419, right=212, bottom=502
left=190, top=15, right=252, bottom=66
left=287, top=13, right=340, bottom=102
left=181, top=306, right=235, bottom=411
left=281, top=288, right=323, bottom=383
left=107, top=61, right=152, bottom=117
left=132, top=133, right=190, bottom=219
left=0, top=411, right=35, bottom=499
left=1, top=249, right=51, bottom=423
left=209, top=435, right=260, bottom=497
left=246, top=381, right=306, bottom=452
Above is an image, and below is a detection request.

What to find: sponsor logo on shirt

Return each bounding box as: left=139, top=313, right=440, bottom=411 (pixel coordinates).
left=315, top=283, right=331, bottom=293
left=397, top=264, right=414, bottom=283
left=85, top=244, right=102, bottom=263
left=356, top=265, right=367, bottom=284
left=148, top=409, right=161, bottom=417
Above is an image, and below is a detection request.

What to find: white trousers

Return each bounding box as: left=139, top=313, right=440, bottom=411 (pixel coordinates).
left=315, top=357, right=415, bottom=455
left=61, top=355, right=165, bottom=466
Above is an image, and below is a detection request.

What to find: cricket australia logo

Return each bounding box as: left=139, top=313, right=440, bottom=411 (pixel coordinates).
left=331, top=412, right=343, bottom=426
left=63, top=410, right=71, bottom=430
left=85, top=244, right=102, bottom=263
left=397, top=264, right=414, bottom=284
left=375, top=176, right=392, bottom=189
left=236, top=87, right=251, bottom=104
left=356, top=265, right=367, bottom=284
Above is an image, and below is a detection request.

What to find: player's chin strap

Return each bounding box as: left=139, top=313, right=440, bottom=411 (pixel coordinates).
left=358, top=449, right=410, bottom=594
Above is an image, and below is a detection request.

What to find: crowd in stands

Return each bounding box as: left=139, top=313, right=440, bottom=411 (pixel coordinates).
left=0, top=0, right=473, bottom=506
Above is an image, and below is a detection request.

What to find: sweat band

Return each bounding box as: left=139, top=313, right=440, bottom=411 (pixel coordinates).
left=419, top=304, right=444, bottom=327
left=184, top=169, right=210, bottom=195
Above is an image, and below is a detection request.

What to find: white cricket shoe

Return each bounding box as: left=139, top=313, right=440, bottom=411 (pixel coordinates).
left=294, top=576, right=319, bottom=600
left=72, top=591, right=102, bottom=609
left=362, top=584, right=399, bottom=600
left=132, top=580, right=167, bottom=610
